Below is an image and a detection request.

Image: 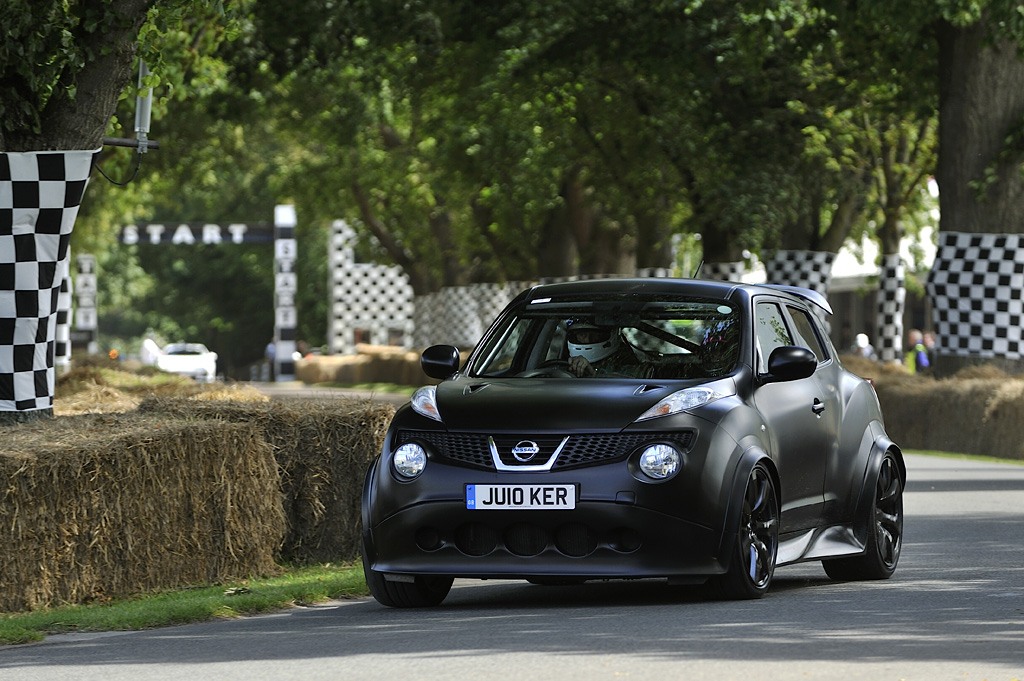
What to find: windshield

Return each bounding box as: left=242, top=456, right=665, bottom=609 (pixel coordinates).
left=468, top=294, right=741, bottom=380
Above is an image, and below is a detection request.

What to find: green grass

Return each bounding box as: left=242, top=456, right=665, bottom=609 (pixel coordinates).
left=314, top=381, right=418, bottom=396
left=905, top=449, right=1024, bottom=466
left=0, top=563, right=368, bottom=646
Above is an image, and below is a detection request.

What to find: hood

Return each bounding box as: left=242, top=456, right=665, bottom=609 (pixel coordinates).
left=432, top=377, right=681, bottom=432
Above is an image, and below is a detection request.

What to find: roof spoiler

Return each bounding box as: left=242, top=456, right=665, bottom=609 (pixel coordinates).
left=761, top=284, right=833, bottom=315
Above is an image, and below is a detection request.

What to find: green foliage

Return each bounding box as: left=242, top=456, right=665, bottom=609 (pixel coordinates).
left=0, top=0, right=86, bottom=137
left=13, top=0, right=1012, bottom=363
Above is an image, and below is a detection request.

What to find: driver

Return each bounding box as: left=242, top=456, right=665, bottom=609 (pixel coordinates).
left=566, top=321, right=645, bottom=378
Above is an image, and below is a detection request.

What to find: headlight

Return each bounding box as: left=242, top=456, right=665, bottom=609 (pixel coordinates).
left=636, top=385, right=730, bottom=421
left=638, top=444, right=681, bottom=480
left=393, top=443, right=428, bottom=479
left=411, top=385, right=442, bottom=421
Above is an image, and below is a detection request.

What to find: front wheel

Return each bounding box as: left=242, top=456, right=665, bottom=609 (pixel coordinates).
left=823, top=452, right=903, bottom=581
left=362, top=548, right=454, bottom=608
left=714, top=462, right=779, bottom=599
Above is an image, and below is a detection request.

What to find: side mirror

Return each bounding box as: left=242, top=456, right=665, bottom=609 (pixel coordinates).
left=761, top=346, right=817, bottom=384
left=421, top=344, right=461, bottom=380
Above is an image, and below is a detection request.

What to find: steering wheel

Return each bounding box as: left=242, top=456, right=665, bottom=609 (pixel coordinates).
left=517, top=359, right=575, bottom=378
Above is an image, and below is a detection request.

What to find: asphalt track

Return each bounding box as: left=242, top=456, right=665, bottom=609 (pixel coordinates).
left=2, top=451, right=1022, bottom=681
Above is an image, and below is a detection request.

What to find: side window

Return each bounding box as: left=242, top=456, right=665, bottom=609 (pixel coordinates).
left=787, top=305, right=828, bottom=363
left=475, top=317, right=531, bottom=375
left=755, top=302, right=792, bottom=373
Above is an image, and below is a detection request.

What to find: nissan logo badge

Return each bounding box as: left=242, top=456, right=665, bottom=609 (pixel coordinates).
left=512, top=440, right=541, bottom=462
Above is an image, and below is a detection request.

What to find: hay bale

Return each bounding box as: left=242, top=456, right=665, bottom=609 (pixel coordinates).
left=0, top=413, right=284, bottom=611
left=979, top=380, right=1024, bottom=460
left=873, top=373, right=1024, bottom=461
left=137, top=396, right=395, bottom=563
left=53, top=380, right=141, bottom=415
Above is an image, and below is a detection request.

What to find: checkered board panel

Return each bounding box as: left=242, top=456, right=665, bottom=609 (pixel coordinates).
left=54, top=270, right=72, bottom=372
left=876, top=254, right=906, bottom=363
left=763, top=250, right=837, bottom=296
left=329, top=220, right=415, bottom=355
left=926, top=232, right=1024, bottom=360
left=416, top=270, right=669, bottom=349
left=700, top=261, right=746, bottom=282
left=1, top=150, right=94, bottom=412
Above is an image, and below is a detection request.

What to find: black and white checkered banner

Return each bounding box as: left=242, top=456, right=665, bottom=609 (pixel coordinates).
left=273, top=205, right=297, bottom=381
left=926, top=231, right=1024, bottom=360
left=73, top=254, right=98, bottom=355
left=763, top=250, right=837, bottom=296
left=700, top=261, right=746, bottom=282
left=1, top=150, right=95, bottom=413
left=54, top=270, right=72, bottom=374
left=876, top=254, right=906, bottom=363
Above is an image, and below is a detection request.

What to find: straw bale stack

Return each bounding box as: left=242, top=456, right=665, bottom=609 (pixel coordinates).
left=136, top=396, right=395, bottom=563
left=296, top=345, right=474, bottom=386
left=0, top=413, right=284, bottom=611
left=874, top=375, right=1024, bottom=460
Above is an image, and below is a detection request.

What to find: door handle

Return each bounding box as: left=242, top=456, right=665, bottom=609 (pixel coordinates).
left=812, top=398, right=825, bottom=415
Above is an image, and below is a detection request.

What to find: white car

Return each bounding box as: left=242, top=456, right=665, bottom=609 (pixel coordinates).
left=156, top=343, right=218, bottom=382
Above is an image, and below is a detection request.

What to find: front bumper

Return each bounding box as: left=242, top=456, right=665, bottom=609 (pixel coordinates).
left=366, top=499, right=725, bottom=580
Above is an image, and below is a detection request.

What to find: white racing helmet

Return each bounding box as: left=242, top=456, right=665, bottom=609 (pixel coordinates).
left=566, top=322, right=620, bottom=363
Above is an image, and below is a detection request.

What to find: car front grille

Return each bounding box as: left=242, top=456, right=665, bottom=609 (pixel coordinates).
left=397, top=430, right=694, bottom=471
left=442, top=521, right=638, bottom=558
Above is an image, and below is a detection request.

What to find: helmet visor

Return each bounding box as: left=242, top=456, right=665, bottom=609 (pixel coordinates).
left=566, top=326, right=612, bottom=345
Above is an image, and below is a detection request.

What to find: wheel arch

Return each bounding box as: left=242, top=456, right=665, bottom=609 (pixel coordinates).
left=716, top=445, right=780, bottom=559
left=361, top=454, right=384, bottom=561
left=849, top=431, right=905, bottom=545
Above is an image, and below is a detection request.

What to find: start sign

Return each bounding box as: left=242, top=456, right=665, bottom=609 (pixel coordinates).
left=119, top=222, right=274, bottom=245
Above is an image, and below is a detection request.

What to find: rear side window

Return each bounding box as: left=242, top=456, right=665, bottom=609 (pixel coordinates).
left=787, top=305, right=828, bottom=363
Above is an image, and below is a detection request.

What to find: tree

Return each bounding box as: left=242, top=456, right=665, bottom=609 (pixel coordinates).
left=825, top=0, right=1024, bottom=374
left=1, top=1, right=253, bottom=423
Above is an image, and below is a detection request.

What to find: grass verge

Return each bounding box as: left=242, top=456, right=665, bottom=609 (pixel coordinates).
left=0, top=563, right=367, bottom=646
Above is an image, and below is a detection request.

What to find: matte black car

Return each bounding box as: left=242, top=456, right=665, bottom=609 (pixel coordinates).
left=361, top=278, right=905, bottom=606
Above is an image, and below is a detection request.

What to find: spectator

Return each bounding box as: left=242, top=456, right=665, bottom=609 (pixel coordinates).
left=905, top=329, right=930, bottom=373
left=852, top=333, right=877, bottom=360
left=924, top=331, right=937, bottom=369
left=264, top=339, right=276, bottom=381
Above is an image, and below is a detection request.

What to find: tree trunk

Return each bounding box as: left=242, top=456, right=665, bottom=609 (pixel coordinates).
left=634, top=202, right=675, bottom=271
left=929, top=19, right=1024, bottom=376
left=936, top=20, right=1024, bottom=235
left=1, top=0, right=155, bottom=152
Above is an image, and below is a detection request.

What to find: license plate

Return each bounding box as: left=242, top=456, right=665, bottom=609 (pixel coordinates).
left=466, top=484, right=576, bottom=510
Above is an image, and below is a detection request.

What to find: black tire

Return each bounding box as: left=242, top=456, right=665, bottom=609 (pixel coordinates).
left=715, top=462, right=779, bottom=600
left=362, top=549, right=454, bottom=608
left=823, top=452, right=903, bottom=581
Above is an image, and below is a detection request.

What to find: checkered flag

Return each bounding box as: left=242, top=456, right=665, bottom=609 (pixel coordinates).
left=876, top=254, right=906, bottom=363
left=763, top=250, right=837, bottom=296
left=701, top=261, right=746, bottom=282
left=927, top=232, right=1024, bottom=360
left=1, top=150, right=95, bottom=415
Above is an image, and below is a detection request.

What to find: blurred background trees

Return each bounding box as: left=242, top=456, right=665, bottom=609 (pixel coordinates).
left=6, top=0, right=1022, bottom=375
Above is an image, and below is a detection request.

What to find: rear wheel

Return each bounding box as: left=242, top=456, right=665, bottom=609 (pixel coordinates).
left=715, top=463, right=778, bottom=599
left=361, top=547, right=454, bottom=608
left=823, top=452, right=903, bottom=581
